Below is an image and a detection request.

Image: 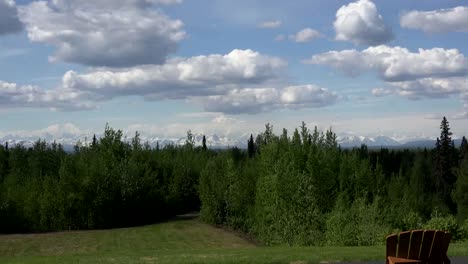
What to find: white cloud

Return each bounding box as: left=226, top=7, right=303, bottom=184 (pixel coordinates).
left=389, top=77, right=467, bottom=99
left=289, top=28, right=322, bottom=43
left=195, top=85, right=337, bottom=114
left=0, top=0, right=23, bottom=35
left=0, top=123, right=89, bottom=139
left=18, top=0, right=185, bottom=67
left=280, top=85, right=337, bottom=107
left=62, top=49, right=287, bottom=100
left=258, top=20, right=282, bottom=29
left=306, top=45, right=467, bottom=82
left=401, top=6, right=468, bottom=33
left=1, top=48, right=339, bottom=115
left=0, top=80, right=95, bottom=111
left=151, top=0, right=183, bottom=5
left=369, top=77, right=468, bottom=119
left=371, top=87, right=393, bottom=97
left=334, top=0, right=393, bottom=45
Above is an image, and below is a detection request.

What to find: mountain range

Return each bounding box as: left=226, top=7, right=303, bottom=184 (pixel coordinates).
left=1, top=133, right=460, bottom=151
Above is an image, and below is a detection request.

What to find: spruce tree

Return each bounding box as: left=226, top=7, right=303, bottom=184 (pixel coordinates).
left=202, top=135, right=207, bottom=151
left=300, top=121, right=310, bottom=147
left=460, top=136, right=468, bottom=161
left=91, top=134, right=97, bottom=149
left=434, top=116, right=457, bottom=213
left=247, top=134, right=255, bottom=158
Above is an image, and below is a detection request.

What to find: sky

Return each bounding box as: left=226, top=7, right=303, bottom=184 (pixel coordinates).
left=1, top=0, right=468, bottom=141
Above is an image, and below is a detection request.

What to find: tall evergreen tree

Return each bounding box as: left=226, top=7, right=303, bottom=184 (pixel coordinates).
left=460, top=136, right=468, bottom=161
left=247, top=134, right=255, bottom=158
left=434, top=117, right=457, bottom=213
left=300, top=121, right=310, bottom=147
left=202, top=135, right=207, bottom=151
left=91, top=134, right=97, bottom=148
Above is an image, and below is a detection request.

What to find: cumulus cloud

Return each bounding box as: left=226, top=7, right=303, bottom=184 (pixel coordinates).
left=289, top=28, right=322, bottom=43
left=401, top=6, right=468, bottom=33
left=151, top=0, right=183, bottom=5
left=18, top=0, right=185, bottom=67
left=195, top=85, right=337, bottom=114
left=61, top=49, right=287, bottom=100
left=0, top=80, right=95, bottom=111
left=389, top=77, right=468, bottom=100
left=306, top=45, right=467, bottom=82
left=1, top=48, right=338, bottom=115
left=371, top=88, right=393, bottom=97
left=334, top=0, right=393, bottom=45
left=258, top=20, right=282, bottom=29
left=0, top=0, right=23, bottom=35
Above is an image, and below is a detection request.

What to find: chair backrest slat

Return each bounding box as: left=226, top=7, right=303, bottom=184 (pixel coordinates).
left=386, top=234, right=398, bottom=264
left=439, top=232, right=452, bottom=259
left=419, top=230, right=436, bottom=260
left=430, top=231, right=450, bottom=261
left=397, top=231, right=412, bottom=258
left=408, top=230, right=424, bottom=259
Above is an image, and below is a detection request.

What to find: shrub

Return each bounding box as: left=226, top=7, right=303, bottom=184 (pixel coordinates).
left=460, top=219, right=468, bottom=241
left=325, top=196, right=391, bottom=246
left=401, top=211, right=424, bottom=231
left=423, top=213, right=464, bottom=240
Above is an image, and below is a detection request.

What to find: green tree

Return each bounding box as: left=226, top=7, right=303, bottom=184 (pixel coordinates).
left=434, top=117, right=457, bottom=213
left=202, top=135, right=207, bottom=151
left=460, top=136, right=468, bottom=161
left=455, top=158, right=468, bottom=221
left=247, top=134, right=255, bottom=158
left=185, top=130, right=195, bottom=148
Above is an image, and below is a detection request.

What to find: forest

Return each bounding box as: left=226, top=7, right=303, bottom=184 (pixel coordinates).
left=0, top=117, right=468, bottom=246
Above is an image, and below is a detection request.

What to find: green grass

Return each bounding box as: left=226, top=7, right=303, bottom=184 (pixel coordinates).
left=0, top=218, right=467, bottom=264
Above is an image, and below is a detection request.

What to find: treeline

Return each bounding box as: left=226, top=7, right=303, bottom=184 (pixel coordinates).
left=0, top=126, right=207, bottom=232
left=0, top=119, right=468, bottom=247
left=199, top=119, right=468, bottom=245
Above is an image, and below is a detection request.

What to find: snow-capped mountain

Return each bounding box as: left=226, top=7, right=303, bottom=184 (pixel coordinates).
left=0, top=133, right=447, bottom=151
left=336, top=135, right=400, bottom=148
left=0, top=133, right=247, bottom=151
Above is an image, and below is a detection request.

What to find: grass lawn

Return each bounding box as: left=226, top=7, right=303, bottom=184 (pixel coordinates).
left=0, top=218, right=467, bottom=264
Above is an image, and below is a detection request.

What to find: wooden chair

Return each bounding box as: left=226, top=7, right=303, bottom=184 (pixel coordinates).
left=386, top=230, right=451, bottom=264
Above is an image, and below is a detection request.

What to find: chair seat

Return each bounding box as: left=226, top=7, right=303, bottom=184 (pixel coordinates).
left=388, top=256, right=424, bottom=264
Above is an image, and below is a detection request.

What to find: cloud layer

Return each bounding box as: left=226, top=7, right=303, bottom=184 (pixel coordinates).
left=401, top=6, right=468, bottom=33
left=289, top=28, right=322, bottom=43
left=62, top=49, right=287, bottom=100
left=258, top=20, right=282, bottom=29
left=0, top=0, right=23, bottom=35
left=18, top=0, right=185, bottom=67
left=334, top=0, right=393, bottom=45
left=306, top=45, right=467, bottom=82
left=0, top=80, right=94, bottom=111
left=308, top=45, right=468, bottom=116
left=195, top=85, right=337, bottom=114
left=60, top=49, right=337, bottom=114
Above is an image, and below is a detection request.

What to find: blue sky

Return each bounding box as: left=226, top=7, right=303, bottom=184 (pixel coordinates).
left=1, top=0, right=468, bottom=141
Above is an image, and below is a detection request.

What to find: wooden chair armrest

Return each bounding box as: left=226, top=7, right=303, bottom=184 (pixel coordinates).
left=388, top=256, right=424, bottom=264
